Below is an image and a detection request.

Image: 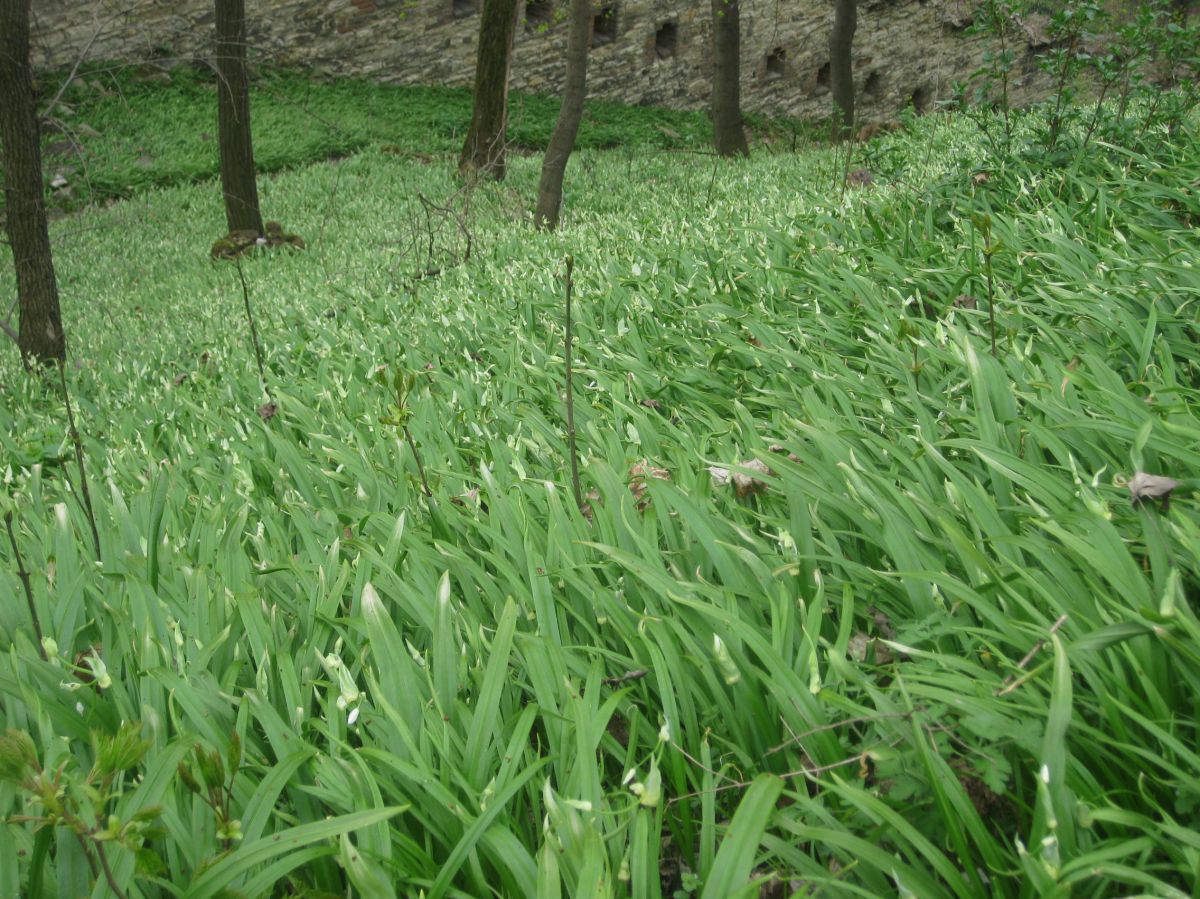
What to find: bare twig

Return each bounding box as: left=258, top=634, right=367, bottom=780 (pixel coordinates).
left=667, top=736, right=906, bottom=807
left=995, top=614, right=1068, bottom=696
left=403, top=425, right=432, bottom=498
left=764, top=710, right=914, bottom=757
left=233, top=255, right=270, bottom=402
left=57, top=362, right=101, bottom=561
left=92, top=836, right=130, bottom=899
left=40, top=14, right=108, bottom=120
left=563, top=255, right=583, bottom=509
left=5, top=510, right=47, bottom=660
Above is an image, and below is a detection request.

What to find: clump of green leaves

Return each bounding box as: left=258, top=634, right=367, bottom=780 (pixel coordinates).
left=177, top=734, right=243, bottom=848
left=376, top=364, right=432, bottom=497
left=1, top=723, right=162, bottom=897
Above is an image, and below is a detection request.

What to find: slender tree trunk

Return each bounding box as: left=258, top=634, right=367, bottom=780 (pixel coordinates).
left=459, top=0, right=520, bottom=180
left=829, top=0, right=858, bottom=140
left=534, top=0, right=590, bottom=229
left=710, top=0, right=749, bottom=158
left=214, top=0, right=263, bottom=235
left=0, top=0, right=66, bottom=366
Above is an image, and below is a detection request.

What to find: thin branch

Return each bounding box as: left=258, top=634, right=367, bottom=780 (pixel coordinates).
left=995, top=614, right=1068, bottom=696
left=667, top=737, right=906, bottom=807
left=5, top=511, right=47, bottom=661
left=403, top=425, right=432, bottom=498
left=39, top=14, right=108, bottom=120
left=764, top=710, right=914, bottom=757
left=233, top=254, right=270, bottom=402
left=563, top=255, right=583, bottom=509
left=57, top=362, right=101, bottom=561
left=92, top=835, right=130, bottom=899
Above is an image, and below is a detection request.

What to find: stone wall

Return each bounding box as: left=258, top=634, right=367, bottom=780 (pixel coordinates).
left=29, top=0, right=1054, bottom=124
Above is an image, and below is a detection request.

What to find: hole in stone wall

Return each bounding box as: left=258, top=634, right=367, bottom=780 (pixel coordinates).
left=452, top=0, right=476, bottom=17
left=816, top=61, right=831, bottom=86
left=864, top=70, right=882, bottom=97
left=765, top=47, right=786, bottom=79
left=525, top=0, right=553, bottom=31
left=655, top=21, right=678, bottom=59
left=911, top=84, right=932, bottom=114
left=592, top=4, right=618, bottom=47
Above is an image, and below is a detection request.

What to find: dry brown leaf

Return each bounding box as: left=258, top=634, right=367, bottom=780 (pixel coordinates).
left=867, top=604, right=896, bottom=639
left=848, top=632, right=894, bottom=665
left=629, top=460, right=669, bottom=509
left=710, top=458, right=775, bottom=497
left=733, top=458, right=773, bottom=497
left=768, top=444, right=802, bottom=463
left=847, top=168, right=874, bottom=187
left=1128, top=471, right=1180, bottom=510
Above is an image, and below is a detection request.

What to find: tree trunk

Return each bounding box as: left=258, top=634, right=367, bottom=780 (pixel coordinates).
left=0, top=0, right=66, bottom=366
left=829, top=0, right=858, bottom=140
left=710, top=0, right=749, bottom=158
left=459, top=0, right=520, bottom=180
left=215, top=0, right=263, bottom=235
left=534, top=0, right=590, bottom=229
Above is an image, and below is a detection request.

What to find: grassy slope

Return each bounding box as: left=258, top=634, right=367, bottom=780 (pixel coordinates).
left=2, top=79, right=1200, bottom=898
left=20, top=63, right=809, bottom=214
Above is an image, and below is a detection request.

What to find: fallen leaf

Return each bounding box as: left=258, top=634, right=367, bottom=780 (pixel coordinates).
left=847, top=168, right=874, bottom=187
left=767, top=444, right=802, bottom=463
left=708, top=466, right=730, bottom=488
left=711, top=458, right=774, bottom=497
left=848, top=632, right=894, bottom=665
left=1128, top=471, right=1180, bottom=510
left=953, top=294, right=978, bottom=310
left=629, top=460, right=669, bottom=508
left=867, top=604, right=896, bottom=639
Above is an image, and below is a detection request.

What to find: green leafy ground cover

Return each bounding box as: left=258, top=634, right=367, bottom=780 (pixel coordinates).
left=2, top=85, right=1200, bottom=897
left=22, top=63, right=808, bottom=214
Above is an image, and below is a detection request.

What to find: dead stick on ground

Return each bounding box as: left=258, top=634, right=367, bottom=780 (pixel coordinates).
left=5, top=511, right=48, bottom=661
left=996, top=614, right=1068, bottom=696
left=563, top=255, right=583, bottom=510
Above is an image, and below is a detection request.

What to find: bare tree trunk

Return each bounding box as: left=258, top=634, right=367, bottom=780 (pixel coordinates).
left=534, top=0, right=590, bottom=229
left=459, top=0, right=520, bottom=180
left=711, top=0, right=749, bottom=158
left=215, top=0, right=263, bottom=235
left=829, top=0, right=857, bottom=140
left=0, top=0, right=66, bottom=366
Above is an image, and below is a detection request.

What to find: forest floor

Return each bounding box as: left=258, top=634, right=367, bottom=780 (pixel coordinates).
left=1, top=69, right=1199, bottom=898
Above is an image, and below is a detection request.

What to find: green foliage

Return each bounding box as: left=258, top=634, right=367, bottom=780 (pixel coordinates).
left=2, top=86, right=1200, bottom=897
left=958, top=0, right=1200, bottom=163
left=14, top=62, right=726, bottom=214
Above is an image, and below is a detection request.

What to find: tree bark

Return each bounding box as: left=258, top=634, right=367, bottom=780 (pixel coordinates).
left=534, top=0, right=590, bottom=229
left=459, top=0, right=520, bottom=180
left=214, top=0, right=263, bottom=235
left=829, top=0, right=858, bottom=140
left=710, top=0, right=749, bottom=158
left=0, top=0, right=66, bottom=366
